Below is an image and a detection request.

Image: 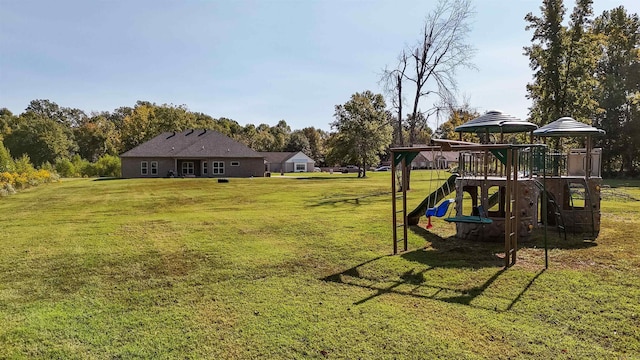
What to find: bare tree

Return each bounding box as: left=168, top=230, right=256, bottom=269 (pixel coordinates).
left=382, top=0, right=475, bottom=189
left=380, top=50, right=409, bottom=146
left=406, top=0, right=476, bottom=144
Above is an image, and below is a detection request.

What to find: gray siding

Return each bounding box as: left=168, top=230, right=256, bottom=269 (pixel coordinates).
left=121, top=157, right=265, bottom=178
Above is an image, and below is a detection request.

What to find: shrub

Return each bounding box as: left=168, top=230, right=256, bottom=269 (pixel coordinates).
left=94, top=154, right=121, bottom=177
left=14, top=154, right=35, bottom=175
left=0, top=141, right=14, bottom=172
left=55, top=158, right=76, bottom=178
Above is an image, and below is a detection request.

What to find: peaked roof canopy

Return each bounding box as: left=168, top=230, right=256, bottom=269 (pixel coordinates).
left=260, top=152, right=299, bottom=163
left=533, top=117, right=606, bottom=137
left=455, top=110, right=538, bottom=134
left=120, top=129, right=263, bottom=158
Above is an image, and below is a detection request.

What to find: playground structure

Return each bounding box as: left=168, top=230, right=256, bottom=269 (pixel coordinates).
left=391, top=111, right=606, bottom=268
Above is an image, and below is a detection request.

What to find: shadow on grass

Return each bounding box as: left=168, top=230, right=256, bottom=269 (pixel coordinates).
left=322, top=228, right=551, bottom=311
left=602, top=179, right=640, bottom=189
left=293, top=176, right=365, bottom=181
left=309, top=191, right=390, bottom=207
left=92, top=177, right=124, bottom=181
left=520, top=228, right=599, bottom=251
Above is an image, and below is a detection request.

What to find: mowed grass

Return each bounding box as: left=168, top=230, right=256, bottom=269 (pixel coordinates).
left=0, top=172, right=639, bottom=359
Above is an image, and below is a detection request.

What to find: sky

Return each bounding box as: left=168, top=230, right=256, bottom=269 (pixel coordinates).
left=1, top=0, right=639, bottom=131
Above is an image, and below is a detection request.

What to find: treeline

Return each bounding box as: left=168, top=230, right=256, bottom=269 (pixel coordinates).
left=0, top=100, right=330, bottom=175
left=524, top=3, right=640, bottom=176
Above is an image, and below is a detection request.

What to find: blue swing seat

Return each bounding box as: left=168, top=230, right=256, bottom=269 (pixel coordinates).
left=425, top=199, right=455, bottom=218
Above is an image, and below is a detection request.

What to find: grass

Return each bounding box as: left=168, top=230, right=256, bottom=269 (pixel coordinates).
left=0, top=171, right=639, bottom=359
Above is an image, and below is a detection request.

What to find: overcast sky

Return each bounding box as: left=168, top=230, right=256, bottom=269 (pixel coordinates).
left=1, top=0, right=638, bottom=131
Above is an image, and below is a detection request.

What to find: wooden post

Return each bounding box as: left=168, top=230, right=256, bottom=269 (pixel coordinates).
left=511, top=148, right=518, bottom=266
left=391, top=151, right=398, bottom=255
left=401, top=157, right=408, bottom=252
left=505, top=148, right=512, bottom=268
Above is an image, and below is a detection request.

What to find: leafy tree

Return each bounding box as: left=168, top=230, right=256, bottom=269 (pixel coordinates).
left=252, top=126, right=277, bottom=152
left=301, top=127, right=328, bottom=166
left=268, top=120, right=291, bottom=151
left=25, top=99, right=87, bottom=127
left=4, top=113, right=77, bottom=166
left=434, top=105, right=478, bottom=141
left=0, top=108, right=16, bottom=140
left=74, top=114, right=119, bottom=161
left=284, top=130, right=311, bottom=154
left=192, top=112, right=218, bottom=130
left=120, top=103, right=156, bottom=152
left=524, top=0, right=600, bottom=126
left=0, top=140, right=14, bottom=172
left=108, top=106, right=133, bottom=132
left=593, top=6, right=640, bottom=175
left=328, top=91, right=392, bottom=177
left=213, top=117, right=243, bottom=138
left=153, top=103, right=196, bottom=132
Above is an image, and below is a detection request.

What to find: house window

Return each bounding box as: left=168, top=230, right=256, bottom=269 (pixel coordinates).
left=295, top=163, right=306, bottom=172
left=231, top=161, right=240, bottom=166
left=151, top=161, right=158, bottom=175
left=212, top=161, right=224, bottom=174
left=141, top=161, right=148, bottom=175
left=202, top=161, right=208, bottom=175
left=182, top=162, right=194, bottom=175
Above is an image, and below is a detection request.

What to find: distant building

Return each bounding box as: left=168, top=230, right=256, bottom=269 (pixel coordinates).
left=261, top=151, right=316, bottom=173
left=412, top=150, right=459, bottom=169
left=120, top=129, right=265, bottom=178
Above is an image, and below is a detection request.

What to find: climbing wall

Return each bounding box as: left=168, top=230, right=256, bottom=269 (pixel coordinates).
left=453, top=178, right=541, bottom=242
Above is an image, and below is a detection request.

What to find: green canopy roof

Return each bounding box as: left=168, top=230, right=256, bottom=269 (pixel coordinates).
left=533, top=117, right=606, bottom=137
left=455, top=110, right=538, bottom=134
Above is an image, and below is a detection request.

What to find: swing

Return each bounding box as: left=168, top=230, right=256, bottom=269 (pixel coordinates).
left=424, top=147, right=456, bottom=229
left=425, top=199, right=455, bottom=229
left=444, top=205, right=493, bottom=224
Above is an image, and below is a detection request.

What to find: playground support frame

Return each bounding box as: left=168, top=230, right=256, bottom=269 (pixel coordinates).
left=390, top=143, right=549, bottom=269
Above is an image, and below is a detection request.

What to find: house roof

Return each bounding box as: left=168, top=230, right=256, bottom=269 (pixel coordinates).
left=416, top=150, right=459, bottom=162
left=260, top=151, right=315, bottom=164
left=260, top=152, right=298, bottom=164
left=120, top=129, right=263, bottom=158
left=455, top=110, right=538, bottom=134
left=533, top=117, right=606, bottom=137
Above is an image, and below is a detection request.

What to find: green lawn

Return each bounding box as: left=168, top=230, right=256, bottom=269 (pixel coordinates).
left=0, top=172, right=639, bottom=359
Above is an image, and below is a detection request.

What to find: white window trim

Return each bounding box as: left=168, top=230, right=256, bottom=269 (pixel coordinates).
left=295, top=163, right=306, bottom=172
left=212, top=161, right=225, bottom=175
left=141, top=161, right=148, bottom=175
left=150, top=161, right=158, bottom=175
left=182, top=161, right=194, bottom=175
left=230, top=161, right=240, bottom=166
left=202, top=161, right=208, bottom=175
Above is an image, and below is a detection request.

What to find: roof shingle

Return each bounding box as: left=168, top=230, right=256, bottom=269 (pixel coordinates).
left=120, top=129, right=263, bottom=158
